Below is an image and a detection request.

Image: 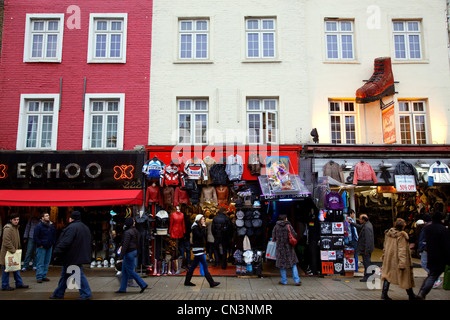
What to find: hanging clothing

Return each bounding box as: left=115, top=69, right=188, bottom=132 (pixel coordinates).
left=209, top=163, right=228, bottom=185
left=353, top=161, right=378, bottom=184
left=226, top=154, right=243, bottom=181
left=174, top=186, right=190, bottom=206
left=325, top=191, right=345, bottom=210
left=135, top=214, right=152, bottom=266
left=143, top=157, right=164, bottom=179
left=146, top=184, right=162, bottom=205
left=160, top=163, right=184, bottom=187
left=184, top=157, right=208, bottom=180
left=169, top=211, right=186, bottom=239
left=427, top=161, right=450, bottom=183
left=200, top=185, right=218, bottom=204
left=200, top=156, right=216, bottom=184
left=323, top=161, right=345, bottom=183
left=162, top=186, right=174, bottom=209
left=394, top=161, right=419, bottom=185
left=216, top=185, right=229, bottom=205
left=248, top=153, right=264, bottom=175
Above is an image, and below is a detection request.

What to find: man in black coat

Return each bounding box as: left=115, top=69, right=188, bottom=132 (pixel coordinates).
left=417, top=211, right=450, bottom=299
left=50, top=211, right=92, bottom=300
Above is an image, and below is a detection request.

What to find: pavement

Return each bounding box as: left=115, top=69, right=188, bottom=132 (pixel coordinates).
left=1, top=261, right=449, bottom=302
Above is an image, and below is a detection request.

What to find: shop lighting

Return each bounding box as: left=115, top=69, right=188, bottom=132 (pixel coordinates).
left=416, top=161, right=430, bottom=168
left=341, top=160, right=353, bottom=170
left=379, top=160, right=392, bottom=169
left=279, top=198, right=293, bottom=202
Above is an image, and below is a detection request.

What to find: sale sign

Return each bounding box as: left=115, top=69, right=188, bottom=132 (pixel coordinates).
left=394, top=175, right=416, bottom=192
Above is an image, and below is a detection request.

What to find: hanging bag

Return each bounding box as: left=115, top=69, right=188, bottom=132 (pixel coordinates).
left=5, top=249, right=22, bottom=272
left=266, top=239, right=277, bottom=260
left=287, top=225, right=297, bottom=246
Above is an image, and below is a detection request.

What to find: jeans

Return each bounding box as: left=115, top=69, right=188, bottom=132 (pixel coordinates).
left=52, top=265, right=92, bottom=299
left=119, top=250, right=147, bottom=291
left=22, top=238, right=36, bottom=269
left=179, top=239, right=192, bottom=265
left=279, top=264, right=301, bottom=285
left=35, top=247, right=52, bottom=280
left=419, top=270, right=443, bottom=298
left=1, top=266, right=24, bottom=289
left=188, top=253, right=209, bottom=275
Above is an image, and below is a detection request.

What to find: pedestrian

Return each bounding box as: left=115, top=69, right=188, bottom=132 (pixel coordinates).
left=417, top=214, right=442, bottom=288
left=115, top=217, right=148, bottom=294
left=33, top=212, right=56, bottom=283
left=350, top=214, right=374, bottom=282
left=346, top=209, right=359, bottom=272
left=184, top=214, right=220, bottom=287
left=50, top=211, right=92, bottom=300
left=272, top=214, right=301, bottom=286
left=22, top=212, right=40, bottom=271
left=416, top=211, right=450, bottom=300
left=0, top=213, right=29, bottom=291
left=380, top=218, right=417, bottom=300
left=211, top=207, right=232, bottom=269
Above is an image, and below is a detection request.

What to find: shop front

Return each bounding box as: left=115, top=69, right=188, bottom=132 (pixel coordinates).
left=301, top=144, right=450, bottom=274
left=0, top=151, right=145, bottom=269
left=143, top=144, right=315, bottom=276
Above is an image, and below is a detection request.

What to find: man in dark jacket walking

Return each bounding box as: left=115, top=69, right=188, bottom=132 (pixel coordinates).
left=351, top=214, right=374, bottom=282
left=211, top=207, right=232, bottom=269
left=33, top=212, right=56, bottom=283
left=417, top=211, right=450, bottom=299
left=50, top=211, right=92, bottom=300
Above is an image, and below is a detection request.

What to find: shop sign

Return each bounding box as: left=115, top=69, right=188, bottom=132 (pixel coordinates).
left=394, top=175, right=416, bottom=192
left=0, top=151, right=144, bottom=190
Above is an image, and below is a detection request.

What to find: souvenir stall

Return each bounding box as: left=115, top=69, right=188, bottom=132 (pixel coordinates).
left=143, top=145, right=303, bottom=276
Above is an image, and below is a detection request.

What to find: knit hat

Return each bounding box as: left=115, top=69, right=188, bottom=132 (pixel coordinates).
left=71, top=211, right=81, bottom=220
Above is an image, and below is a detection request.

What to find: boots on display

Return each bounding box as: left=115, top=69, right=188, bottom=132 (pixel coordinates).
left=184, top=271, right=196, bottom=286
left=205, top=272, right=220, bottom=288
left=356, top=57, right=395, bottom=104
left=380, top=280, right=392, bottom=300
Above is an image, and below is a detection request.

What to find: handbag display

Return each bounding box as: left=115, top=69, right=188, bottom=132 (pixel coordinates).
left=287, top=225, right=297, bottom=246
left=5, top=249, right=22, bottom=272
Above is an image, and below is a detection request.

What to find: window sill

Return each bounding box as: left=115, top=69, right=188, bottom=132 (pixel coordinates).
left=242, top=59, right=282, bottom=63
left=173, top=60, right=214, bottom=64
left=392, top=59, right=429, bottom=64
left=323, top=60, right=360, bottom=64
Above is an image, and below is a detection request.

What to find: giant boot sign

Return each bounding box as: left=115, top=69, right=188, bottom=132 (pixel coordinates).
left=356, top=57, right=395, bottom=103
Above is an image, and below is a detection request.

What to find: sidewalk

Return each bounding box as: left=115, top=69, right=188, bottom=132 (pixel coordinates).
left=1, top=264, right=448, bottom=301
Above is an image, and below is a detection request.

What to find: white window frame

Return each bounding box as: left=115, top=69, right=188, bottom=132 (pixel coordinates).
left=83, top=93, right=125, bottom=150
left=177, top=99, right=209, bottom=145
left=329, top=100, right=357, bottom=144
left=87, top=13, right=128, bottom=63
left=324, top=20, right=355, bottom=60
left=392, top=20, right=422, bottom=60
left=178, top=19, right=210, bottom=60
left=245, top=18, right=277, bottom=59
left=246, top=98, right=278, bottom=145
left=17, top=94, right=60, bottom=150
left=398, top=100, right=428, bottom=144
left=24, top=14, right=64, bottom=63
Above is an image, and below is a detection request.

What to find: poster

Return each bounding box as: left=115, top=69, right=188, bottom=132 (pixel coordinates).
left=382, top=104, right=396, bottom=144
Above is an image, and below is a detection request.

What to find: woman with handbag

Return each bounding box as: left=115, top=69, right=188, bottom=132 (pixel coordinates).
left=0, top=213, right=29, bottom=291
left=272, top=214, right=301, bottom=286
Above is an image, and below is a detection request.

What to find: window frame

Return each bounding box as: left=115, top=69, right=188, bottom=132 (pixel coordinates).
left=392, top=20, right=423, bottom=60
left=328, top=100, right=357, bottom=144
left=82, top=93, right=125, bottom=150
left=398, top=100, right=428, bottom=144
left=23, top=14, right=64, bottom=63
left=246, top=98, right=278, bottom=145
left=324, top=19, right=355, bottom=61
left=245, top=17, right=277, bottom=59
left=17, top=94, right=60, bottom=150
left=177, top=98, right=209, bottom=145
left=178, top=19, right=210, bottom=60
left=87, top=13, right=128, bottom=64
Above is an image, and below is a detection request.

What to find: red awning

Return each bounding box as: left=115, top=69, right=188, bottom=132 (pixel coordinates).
left=0, top=189, right=143, bottom=207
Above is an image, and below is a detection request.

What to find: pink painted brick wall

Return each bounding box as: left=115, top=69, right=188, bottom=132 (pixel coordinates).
left=0, top=0, right=152, bottom=150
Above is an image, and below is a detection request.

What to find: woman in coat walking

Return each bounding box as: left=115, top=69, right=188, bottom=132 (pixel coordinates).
left=380, top=218, right=417, bottom=300
left=184, top=214, right=220, bottom=287
left=272, top=214, right=301, bottom=286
